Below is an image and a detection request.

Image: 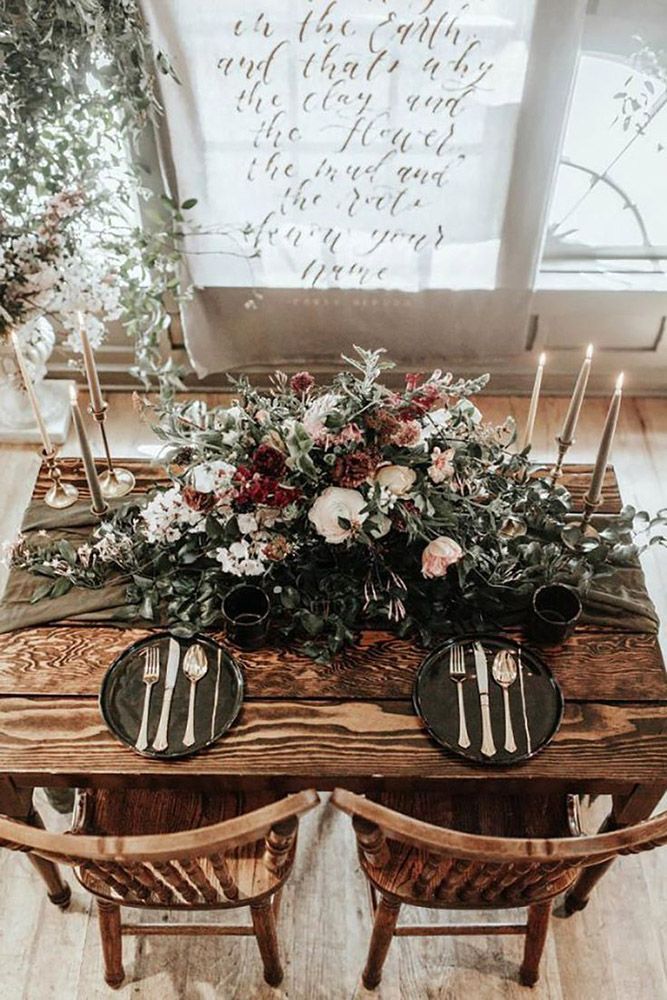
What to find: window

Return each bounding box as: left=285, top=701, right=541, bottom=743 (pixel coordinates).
left=540, top=0, right=667, bottom=289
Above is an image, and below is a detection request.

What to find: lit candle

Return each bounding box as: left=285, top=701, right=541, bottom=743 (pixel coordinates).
left=78, top=313, right=105, bottom=414
left=11, top=332, right=53, bottom=453
left=69, top=385, right=106, bottom=513
left=586, top=373, right=624, bottom=507
left=560, top=344, right=593, bottom=446
left=521, top=352, right=546, bottom=451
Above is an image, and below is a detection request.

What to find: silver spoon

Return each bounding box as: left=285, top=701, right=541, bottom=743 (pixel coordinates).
left=182, top=644, right=208, bottom=747
left=492, top=650, right=518, bottom=753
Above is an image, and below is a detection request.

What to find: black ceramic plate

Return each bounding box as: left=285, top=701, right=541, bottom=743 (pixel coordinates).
left=413, top=634, right=563, bottom=765
left=100, top=632, right=244, bottom=760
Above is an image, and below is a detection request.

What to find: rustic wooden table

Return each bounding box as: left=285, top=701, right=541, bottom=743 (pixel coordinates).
left=0, top=460, right=665, bottom=911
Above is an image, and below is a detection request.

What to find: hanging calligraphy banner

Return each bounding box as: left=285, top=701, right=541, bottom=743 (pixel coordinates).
left=142, top=0, right=536, bottom=291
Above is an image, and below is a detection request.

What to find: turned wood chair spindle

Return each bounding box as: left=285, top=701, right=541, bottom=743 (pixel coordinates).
left=332, top=788, right=667, bottom=990
left=0, top=788, right=318, bottom=989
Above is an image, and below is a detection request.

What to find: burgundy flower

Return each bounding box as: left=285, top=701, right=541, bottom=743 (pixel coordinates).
left=273, top=484, right=301, bottom=508
left=251, top=444, right=286, bottom=478
left=366, top=409, right=401, bottom=438
left=401, top=384, right=446, bottom=419
left=182, top=486, right=217, bottom=513
left=290, top=371, right=315, bottom=394
left=405, top=372, right=424, bottom=392
left=235, top=472, right=300, bottom=510
left=332, top=449, right=380, bottom=488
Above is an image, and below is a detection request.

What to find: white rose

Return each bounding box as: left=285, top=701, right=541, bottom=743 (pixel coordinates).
left=191, top=461, right=236, bottom=493
left=308, top=486, right=367, bottom=544
left=375, top=464, right=416, bottom=496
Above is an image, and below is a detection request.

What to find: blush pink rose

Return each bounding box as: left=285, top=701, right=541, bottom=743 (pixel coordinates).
left=421, top=536, right=463, bottom=578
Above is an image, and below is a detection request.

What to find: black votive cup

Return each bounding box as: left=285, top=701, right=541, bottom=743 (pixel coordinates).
left=527, top=584, right=582, bottom=646
left=222, top=585, right=270, bottom=650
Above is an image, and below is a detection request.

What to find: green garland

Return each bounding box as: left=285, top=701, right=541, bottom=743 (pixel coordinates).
left=12, top=348, right=665, bottom=661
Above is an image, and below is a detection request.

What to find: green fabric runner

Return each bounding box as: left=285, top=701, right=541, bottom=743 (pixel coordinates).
left=0, top=499, right=660, bottom=636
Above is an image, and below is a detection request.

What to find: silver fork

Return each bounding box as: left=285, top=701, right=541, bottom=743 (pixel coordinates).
left=449, top=645, right=471, bottom=749
left=136, top=646, right=160, bottom=751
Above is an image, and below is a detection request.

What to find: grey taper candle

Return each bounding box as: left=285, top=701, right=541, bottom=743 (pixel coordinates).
left=586, top=373, right=624, bottom=506
left=69, top=385, right=106, bottom=513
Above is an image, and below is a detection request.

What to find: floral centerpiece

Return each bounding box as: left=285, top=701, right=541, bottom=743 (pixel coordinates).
left=11, top=347, right=653, bottom=660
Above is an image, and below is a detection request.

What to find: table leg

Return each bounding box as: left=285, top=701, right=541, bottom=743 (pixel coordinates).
left=565, top=783, right=666, bottom=915
left=0, top=776, right=71, bottom=910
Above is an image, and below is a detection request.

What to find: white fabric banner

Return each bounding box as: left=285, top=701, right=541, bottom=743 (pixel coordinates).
left=142, top=0, right=536, bottom=292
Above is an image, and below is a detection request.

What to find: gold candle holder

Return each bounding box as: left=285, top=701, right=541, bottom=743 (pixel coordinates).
left=89, top=403, right=135, bottom=499
left=563, top=495, right=601, bottom=550
left=578, top=495, right=601, bottom=540
left=549, top=436, right=572, bottom=485
left=42, top=449, right=79, bottom=509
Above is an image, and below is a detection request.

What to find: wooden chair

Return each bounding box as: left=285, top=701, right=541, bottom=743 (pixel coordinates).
left=0, top=787, right=319, bottom=989
left=331, top=788, right=667, bottom=989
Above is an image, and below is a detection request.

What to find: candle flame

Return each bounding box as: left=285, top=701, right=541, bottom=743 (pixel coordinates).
left=69, top=384, right=78, bottom=405
left=538, top=352, right=546, bottom=366
left=586, top=344, right=594, bottom=359
left=616, top=372, right=624, bottom=391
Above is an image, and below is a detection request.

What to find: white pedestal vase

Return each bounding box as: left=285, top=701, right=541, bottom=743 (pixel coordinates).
left=0, top=317, right=74, bottom=444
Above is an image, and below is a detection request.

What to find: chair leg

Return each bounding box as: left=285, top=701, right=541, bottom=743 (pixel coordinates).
left=362, top=894, right=401, bottom=990
left=27, top=807, right=71, bottom=909
left=272, top=886, right=284, bottom=924
left=251, top=898, right=284, bottom=987
left=28, top=853, right=71, bottom=910
left=96, top=898, right=125, bottom=989
left=520, top=900, right=552, bottom=987
left=565, top=857, right=616, bottom=914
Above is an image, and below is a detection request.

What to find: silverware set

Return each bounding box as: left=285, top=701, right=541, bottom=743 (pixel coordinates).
left=136, top=639, right=211, bottom=753
left=449, top=642, right=531, bottom=758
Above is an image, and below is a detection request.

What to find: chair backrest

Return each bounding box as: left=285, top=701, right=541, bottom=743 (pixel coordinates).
left=0, top=789, right=319, bottom=906
left=331, top=788, right=667, bottom=907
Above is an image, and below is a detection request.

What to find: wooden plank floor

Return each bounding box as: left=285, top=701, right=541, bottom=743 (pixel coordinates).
left=0, top=391, right=666, bottom=999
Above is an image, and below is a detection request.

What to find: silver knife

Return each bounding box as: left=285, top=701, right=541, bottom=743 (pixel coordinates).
left=152, top=638, right=181, bottom=752
left=518, top=647, right=532, bottom=755
left=473, top=642, right=496, bottom=757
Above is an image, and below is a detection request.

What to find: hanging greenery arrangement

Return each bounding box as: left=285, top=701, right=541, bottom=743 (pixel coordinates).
left=0, top=0, right=191, bottom=388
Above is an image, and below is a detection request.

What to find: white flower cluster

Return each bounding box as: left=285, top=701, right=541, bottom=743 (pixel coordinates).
left=139, top=487, right=206, bottom=544
left=90, top=526, right=135, bottom=565
left=213, top=511, right=271, bottom=577
left=1, top=194, right=122, bottom=351
left=214, top=537, right=268, bottom=577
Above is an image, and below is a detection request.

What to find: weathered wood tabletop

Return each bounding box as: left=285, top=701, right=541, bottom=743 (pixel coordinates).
left=0, top=460, right=665, bottom=820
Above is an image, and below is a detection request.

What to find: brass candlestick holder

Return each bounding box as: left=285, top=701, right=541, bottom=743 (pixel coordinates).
left=576, top=495, right=601, bottom=539
left=563, top=494, right=601, bottom=550
left=90, top=404, right=135, bottom=499
left=42, top=448, right=79, bottom=509
left=549, top=436, right=572, bottom=485
left=91, top=496, right=109, bottom=518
